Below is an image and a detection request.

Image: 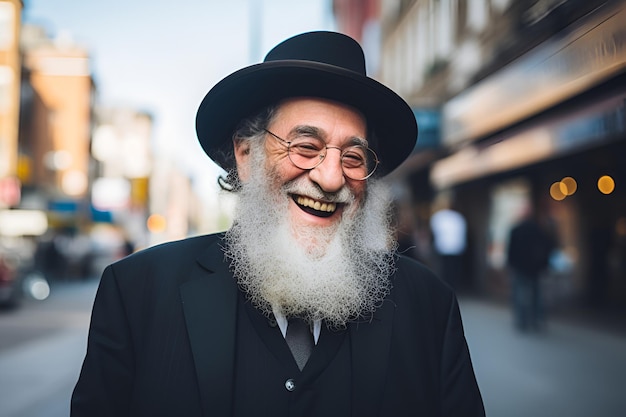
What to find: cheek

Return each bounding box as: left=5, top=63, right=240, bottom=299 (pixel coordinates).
left=268, top=157, right=305, bottom=186
left=340, top=181, right=367, bottom=218
left=348, top=180, right=367, bottom=203
left=265, top=143, right=299, bottom=179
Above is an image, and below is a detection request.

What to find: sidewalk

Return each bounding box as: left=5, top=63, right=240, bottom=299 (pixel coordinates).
left=459, top=297, right=626, bottom=417
left=0, top=328, right=87, bottom=417
left=0, top=278, right=97, bottom=417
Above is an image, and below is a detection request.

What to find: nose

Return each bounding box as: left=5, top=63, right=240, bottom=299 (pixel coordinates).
left=308, top=147, right=346, bottom=193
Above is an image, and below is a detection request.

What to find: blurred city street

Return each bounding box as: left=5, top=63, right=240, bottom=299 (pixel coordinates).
left=0, top=278, right=97, bottom=417
left=0, top=0, right=624, bottom=415
left=1, top=278, right=625, bottom=417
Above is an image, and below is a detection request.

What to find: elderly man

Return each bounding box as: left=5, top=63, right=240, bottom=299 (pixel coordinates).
left=71, top=31, right=484, bottom=417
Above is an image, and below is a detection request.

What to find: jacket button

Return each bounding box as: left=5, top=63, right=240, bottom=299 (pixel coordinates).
left=285, top=379, right=296, bottom=391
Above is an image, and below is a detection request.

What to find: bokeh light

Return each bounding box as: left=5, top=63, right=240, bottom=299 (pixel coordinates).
left=146, top=213, right=167, bottom=233
left=559, top=176, right=577, bottom=196
left=30, top=277, right=51, bottom=301
left=597, top=175, right=615, bottom=194
left=550, top=181, right=566, bottom=201
left=62, top=170, right=88, bottom=196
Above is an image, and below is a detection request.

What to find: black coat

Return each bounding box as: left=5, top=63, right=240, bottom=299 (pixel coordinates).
left=507, top=219, right=555, bottom=277
left=71, top=233, right=484, bottom=416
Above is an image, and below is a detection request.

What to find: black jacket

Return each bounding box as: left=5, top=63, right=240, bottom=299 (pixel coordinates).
left=71, top=233, right=484, bottom=416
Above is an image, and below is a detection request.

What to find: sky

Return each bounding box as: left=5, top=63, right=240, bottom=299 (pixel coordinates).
left=22, top=0, right=336, bottom=201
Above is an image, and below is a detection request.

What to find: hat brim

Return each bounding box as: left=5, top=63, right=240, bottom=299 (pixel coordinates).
left=196, top=60, right=417, bottom=175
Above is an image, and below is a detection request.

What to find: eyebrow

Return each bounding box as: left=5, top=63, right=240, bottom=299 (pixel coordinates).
left=289, top=124, right=369, bottom=147
left=290, top=124, right=322, bottom=138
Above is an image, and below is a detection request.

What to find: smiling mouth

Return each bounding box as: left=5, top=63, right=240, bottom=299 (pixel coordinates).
left=293, top=195, right=338, bottom=218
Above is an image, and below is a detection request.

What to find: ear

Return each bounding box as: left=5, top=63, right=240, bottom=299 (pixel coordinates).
left=233, top=139, right=251, bottom=182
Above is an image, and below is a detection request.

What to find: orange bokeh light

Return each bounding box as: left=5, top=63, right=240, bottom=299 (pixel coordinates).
left=147, top=214, right=167, bottom=233
left=559, top=176, right=577, bottom=196
left=550, top=182, right=566, bottom=201
left=597, top=175, right=615, bottom=195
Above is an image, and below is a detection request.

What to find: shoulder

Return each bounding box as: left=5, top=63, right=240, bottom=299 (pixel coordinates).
left=391, top=254, right=455, bottom=311
left=107, top=233, right=225, bottom=278
left=131, top=233, right=223, bottom=259
left=393, top=254, right=450, bottom=292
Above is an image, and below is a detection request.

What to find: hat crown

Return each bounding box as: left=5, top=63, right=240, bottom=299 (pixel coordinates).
left=196, top=31, right=417, bottom=176
left=264, top=31, right=366, bottom=75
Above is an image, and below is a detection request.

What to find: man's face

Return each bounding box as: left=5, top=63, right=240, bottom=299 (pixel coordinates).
left=227, top=98, right=395, bottom=325
left=262, top=97, right=368, bottom=230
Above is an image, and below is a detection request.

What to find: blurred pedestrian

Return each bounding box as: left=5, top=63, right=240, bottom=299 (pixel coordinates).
left=430, top=199, right=467, bottom=289
left=71, top=31, right=484, bottom=416
left=34, top=231, right=65, bottom=281
left=507, top=203, right=557, bottom=332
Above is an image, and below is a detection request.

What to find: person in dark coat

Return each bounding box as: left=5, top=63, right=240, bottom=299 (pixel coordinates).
left=71, top=31, right=484, bottom=417
left=507, top=204, right=557, bottom=331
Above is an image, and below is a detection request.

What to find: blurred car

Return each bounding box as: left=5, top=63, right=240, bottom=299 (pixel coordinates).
left=0, top=251, right=23, bottom=308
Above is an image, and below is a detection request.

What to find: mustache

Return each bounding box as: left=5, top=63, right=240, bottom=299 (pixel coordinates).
left=282, top=177, right=355, bottom=204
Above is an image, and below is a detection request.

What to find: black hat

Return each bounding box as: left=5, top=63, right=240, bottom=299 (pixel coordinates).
left=195, top=31, right=417, bottom=175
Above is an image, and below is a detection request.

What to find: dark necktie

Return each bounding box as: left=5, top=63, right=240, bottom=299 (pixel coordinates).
left=285, top=317, right=314, bottom=370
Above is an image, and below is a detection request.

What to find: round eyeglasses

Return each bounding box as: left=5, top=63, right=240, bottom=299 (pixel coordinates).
left=264, top=129, right=379, bottom=180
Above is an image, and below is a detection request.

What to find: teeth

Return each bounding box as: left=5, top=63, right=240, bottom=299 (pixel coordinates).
left=296, top=196, right=337, bottom=212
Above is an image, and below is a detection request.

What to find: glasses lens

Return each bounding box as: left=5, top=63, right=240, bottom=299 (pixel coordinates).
left=342, top=146, right=378, bottom=180
left=288, top=136, right=326, bottom=169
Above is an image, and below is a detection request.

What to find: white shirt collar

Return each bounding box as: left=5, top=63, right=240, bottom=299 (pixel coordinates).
left=272, top=305, right=321, bottom=344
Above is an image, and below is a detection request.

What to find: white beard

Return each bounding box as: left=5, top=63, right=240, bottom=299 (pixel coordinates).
left=223, top=143, right=397, bottom=329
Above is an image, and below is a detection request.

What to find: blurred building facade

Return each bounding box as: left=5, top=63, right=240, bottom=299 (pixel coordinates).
left=91, top=106, right=153, bottom=253
left=147, top=155, right=201, bottom=247
left=5, top=15, right=203, bottom=280
left=18, top=25, right=94, bottom=221
left=0, top=0, right=22, bottom=209
left=335, top=0, right=626, bottom=313
left=12, top=24, right=98, bottom=278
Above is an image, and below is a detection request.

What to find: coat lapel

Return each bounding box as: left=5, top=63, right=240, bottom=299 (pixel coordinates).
left=179, top=240, right=238, bottom=417
left=350, top=296, right=395, bottom=417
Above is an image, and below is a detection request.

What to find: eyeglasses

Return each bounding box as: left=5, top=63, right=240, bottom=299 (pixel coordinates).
left=264, top=129, right=379, bottom=180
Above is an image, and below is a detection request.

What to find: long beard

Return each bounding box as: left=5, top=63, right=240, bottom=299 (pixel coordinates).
left=223, top=147, right=397, bottom=329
